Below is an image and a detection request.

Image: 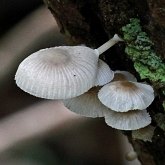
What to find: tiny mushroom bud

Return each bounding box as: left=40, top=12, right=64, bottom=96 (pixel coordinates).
left=15, top=34, right=122, bottom=99
left=95, top=59, right=114, bottom=86
left=104, top=110, right=151, bottom=130
left=113, top=70, right=137, bottom=82
left=63, top=87, right=109, bottom=118
left=98, top=81, right=154, bottom=112
left=125, top=151, right=138, bottom=161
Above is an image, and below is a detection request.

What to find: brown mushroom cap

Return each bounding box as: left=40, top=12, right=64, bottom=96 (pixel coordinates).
left=113, top=70, right=137, bottom=82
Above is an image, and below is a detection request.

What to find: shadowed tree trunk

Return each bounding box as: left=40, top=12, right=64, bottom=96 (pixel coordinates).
left=43, top=0, right=165, bottom=165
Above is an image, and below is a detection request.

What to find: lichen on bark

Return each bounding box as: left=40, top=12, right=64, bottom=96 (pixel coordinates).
left=122, top=18, right=165, bottom=84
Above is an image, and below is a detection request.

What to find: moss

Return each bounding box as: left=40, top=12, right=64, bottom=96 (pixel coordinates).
left=122, top=18, right=165, bottom=85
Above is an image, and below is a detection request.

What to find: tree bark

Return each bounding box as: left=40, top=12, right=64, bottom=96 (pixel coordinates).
left=43, top=0, right=165, bottom=164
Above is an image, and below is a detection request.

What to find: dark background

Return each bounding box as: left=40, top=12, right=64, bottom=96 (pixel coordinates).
left=0, top=0, right=42, bottom=36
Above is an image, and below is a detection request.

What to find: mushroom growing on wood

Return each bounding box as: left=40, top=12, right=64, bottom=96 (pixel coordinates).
left=98, top=81, right=154, bottom=112
left=104, top=109, right=151, bottom=130
left=15, top=34, right=122, bottom=99
left=63, top=87, right=109, bottom=118
left=95, top=59, right=114, bottom=86
left=15, top=46, right=98, bottom=99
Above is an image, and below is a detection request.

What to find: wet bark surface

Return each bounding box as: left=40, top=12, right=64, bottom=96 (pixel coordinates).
left=43, top=0, right=165, bottom=164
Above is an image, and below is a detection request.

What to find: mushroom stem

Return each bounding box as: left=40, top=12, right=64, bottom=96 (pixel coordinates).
left=95, top=34, right=123, bottom=56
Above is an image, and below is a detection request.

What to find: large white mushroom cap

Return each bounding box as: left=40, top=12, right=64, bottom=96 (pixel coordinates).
left=15, top=46, right=98, bottom=99
left=98, top=81, right=154, bottom=112
left=95, top=59, right=114, bottom=86
left=63, top=87, right=109, bottom=118
left=104, top=110, right=151, bottom=130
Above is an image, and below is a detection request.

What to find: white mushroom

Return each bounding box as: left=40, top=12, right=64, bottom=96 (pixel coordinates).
left=15, top=46, right=98, bottom=99
left=63, top=87, right=109, bottom=118
left=95, top=59, right=114, bottom=86
left=98, top=81, right=154, bottom=112
left=104, top=110, right=151, bottom=130
left=125, top=151, right=138, bottom=161
left=113, top=70, right=137, bottom=82
left=15, top=34, right=122, bottom=99
left=132, top=125, right=155, bottom=142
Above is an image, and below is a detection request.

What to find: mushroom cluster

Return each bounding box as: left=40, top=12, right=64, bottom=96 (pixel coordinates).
left=64, top=71, right=154, bottom=130
left=15, top=34, right=155, bottom=131
left=98, top=71, right=154, bottom=130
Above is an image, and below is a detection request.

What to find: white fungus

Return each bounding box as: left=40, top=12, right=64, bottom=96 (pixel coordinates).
left=125, top=151, right=138, bottom=161
left=15, top=46, right=98, bottom=99
left=63, top=87, right=110, bottom=118
left=98, top=81, right=154, bottom=112
left=104, top=109, right=151, bottom=130
left=95, top=59, right=114, bottom=86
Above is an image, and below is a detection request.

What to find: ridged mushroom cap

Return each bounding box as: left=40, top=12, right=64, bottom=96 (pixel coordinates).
left=113, top=70, right=137, bottom=82
left=104, top=110, right=151, bottom=130
left=132, top=125, right=155, bottom=142
left=98, top=81, right=154, bottom=112
left=95, top=59, right=114, bottom=86
left=15, top=46, right=99, bottom=99
left=63, top=87, right=109, bottom=118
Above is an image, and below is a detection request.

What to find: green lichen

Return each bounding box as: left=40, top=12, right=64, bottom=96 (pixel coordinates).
left=122, top=18, right=165, bottom=84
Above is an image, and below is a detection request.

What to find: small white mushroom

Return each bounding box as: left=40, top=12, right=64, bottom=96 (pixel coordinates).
left=95, top=59, right=114, bottom=86
left=63, top=87, right=109, bottom=118
left=125, top=151, right=138, bottom=161
left=15, top=34, right=122, bottom=99
left=98, top=81, right=154, bottom=112
left=104, top=110, right=151, bottom=130
left=113, top=70, right=137, bottom=82
left=132, top=125, right=155, bottom=142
